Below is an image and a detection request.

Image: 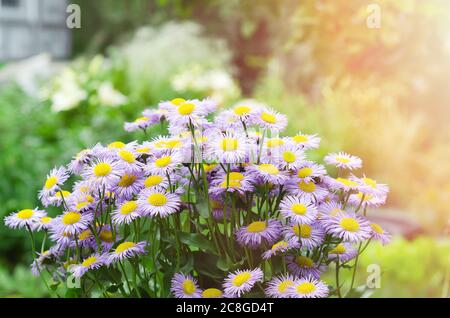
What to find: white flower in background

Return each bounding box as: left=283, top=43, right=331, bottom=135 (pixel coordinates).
left=50, top=69, right=87, bottom=112
left=171, top=66, right=240, bottom=104
left=98, top=82, right=128, bottom=107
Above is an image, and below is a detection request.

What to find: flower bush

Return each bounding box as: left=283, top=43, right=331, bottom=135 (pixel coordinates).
left=4, top=97, right=390, bottom=298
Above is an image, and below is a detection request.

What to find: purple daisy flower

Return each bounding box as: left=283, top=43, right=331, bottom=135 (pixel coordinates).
left=112, top=172, right=145, bottom=200
left=262, top=239, right=299, bottom=260
left=245, top=163, right=288, bottom=185
left=322, top=212, right=371, bottom=243
left=112, top=200, right=142, bottom=225
left=288, top=276, right=329, bottom=298
left=235, top=219, right=282, bottom=249
left=223, top=268, right=263, bottom=297
left=201, top=288, right=224, bottom=298
left=4, top=208, right=46, bottom=230
left=328, top=243, right=358, bottom=263
left=38, top=166, right=70, bottom=202
left=287, top=132, right=321, bottom=150
left=68, top=148, right=93, bottom=175
left=286, top=254, right=325, bottom=279
left=70, top=254, right=107, bottom=278
left=106, top=241, right=147, bottom=265
left=265, top=274, right=296, bottom=298
left=171, top=273, right=202, bottom=298
left=82, top=157, right=124, bottom=190
left=275, top=142, right=306, bottom=170
left=205, top=131, right=249, bottom=164
left=369, top=222, right=391, bottom=245
left=322, top=176, right=362, bottom=192
left=252, top=107, right=287, bottom=132
left=324, top=152, right=362, bottom=170
left=52, top=211, right=92, bottom=235
left=295, top=161, right=327, bottom=183
left=31, top=215, right=53, bottom=232
left=137, top=187, right=181, bottom=217
left=147, top=150, right=184, bottom=176
left=209, top=171, right=254, bottom=196
left=279, top=196, right=318, bottom=224
left=124, top=116, right=156, bottom=132
left=284, top=222, right=325, bottom=250
left=347, top=191, right=386, bottom=209
left=285, top=180, right=329, bottom=203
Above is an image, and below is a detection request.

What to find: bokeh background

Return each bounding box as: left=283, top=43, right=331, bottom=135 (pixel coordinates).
left=0, top=0, right=449, bottom=297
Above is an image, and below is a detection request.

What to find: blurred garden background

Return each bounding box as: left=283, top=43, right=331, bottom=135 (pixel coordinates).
left=0, top=0, right=449, bottom=297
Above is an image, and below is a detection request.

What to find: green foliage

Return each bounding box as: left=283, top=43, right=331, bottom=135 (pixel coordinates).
left=322, top=237, right=450, bottom=298
left=0, top=264, right=47, bottom=297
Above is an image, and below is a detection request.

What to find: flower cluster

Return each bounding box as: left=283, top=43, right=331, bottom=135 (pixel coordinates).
left=5, top=96, right=390, bottom=298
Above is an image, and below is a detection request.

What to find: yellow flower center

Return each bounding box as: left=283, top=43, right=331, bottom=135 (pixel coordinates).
left=93, top=163, right=112, bottom=177
left=221, top=138, right=238, bottom=151
left=295, top=256, right=313, bottom=268
left=119, top=150, right=136, bottom=163
left=203, top=164, right=217, bottom=172
left=62, top=212, right=81, bottom=225
left=108, top=141, right=126, bottom=149
left=144, top=175, right=164, bottom=188
left=234, top=105, right=251, bottom=116
left=76, top=202, right=88, bottom=210
left=297, top=167, right=313, bottom=178
left=210, top=200, right=223, bottom=209
left=266, top=138, right=284, bottom=148
left=229, top=172, right=244, bottom=181
left=171, top=98, right=186, bottom=106
left=336, top=177, right=358, bottom=187
left=136, top=147, right=151, bottom=153
left=17, top=209, right=34, bottom=219
left=121, top=201, right=138, bottom=215
left=118, top=174, right=137, bottom=187
left=178, top=103, right=195, bottom=115
left=330, top=208, right=343, bottom=216
left=296, top=282, right=316, bottom=294
left=278, top=280, right=294, bottom=293
left=115, top=242, right=136, bottom=254
left=330, top=243, right=346, bottom=254
left=182, top=279, right=196, bottom=295
left=220, top=180, right=241, bottom=188
left=154, top=140, right=182, bottom=149
left=340, top=217, right=360, bottom=232
left=371, top=223, right=384, bottom=234
left=247, top=221, right=267, bottom=233
left=148, top=193, right=168, bottom=206
left=293, top=224, right=312, bottom=238
left=261, top=112, right=276, bottom=124
left=357, top=192, right=373, bottom=201
left=232, top=272, right=251, bottom=287
left=282, top=151, right=296, bottom=163
left=202, top=288, right=222, bottom=298
left=155, top=156, right=172, bottom=168
left=81, top=256, right=97, bottom=267
left=135, top=117, right=148, bottom=124
left=298, top=181, right=316, bottom=193
left=258, top=163, right=279, bottom=175
left=45, top=176, right=58, bottom=189
left=55, top=191, right=71, bottom=199
left=335, top=157, right=350, bottom=164
left=40, top=216, right=52, bottom=223
left=363, top=177, right=377, bottom=188
left=271, top=241, right=288, bottom=250
left=293, top=135, right=308, bottom=143
left=100, top=230, right=113, bottom=242
left=79, top=229, right=92, bottom=241
left=291, top=203, right=307, bottom=215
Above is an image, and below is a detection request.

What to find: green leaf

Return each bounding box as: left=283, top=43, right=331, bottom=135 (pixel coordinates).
left=179, top=233, right=217, bottom=254
left=193, top=252, right=225, bottom=280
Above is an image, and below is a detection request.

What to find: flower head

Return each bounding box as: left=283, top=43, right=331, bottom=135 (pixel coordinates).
left=223, top=268, right=263, bottom=297
left=171, top=273, right=202, bottom=298
left=236, top=219, right=282, bottom=249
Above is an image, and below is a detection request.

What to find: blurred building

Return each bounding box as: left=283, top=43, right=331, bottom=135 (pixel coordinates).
left=0, top=0, right=71, bottom=61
